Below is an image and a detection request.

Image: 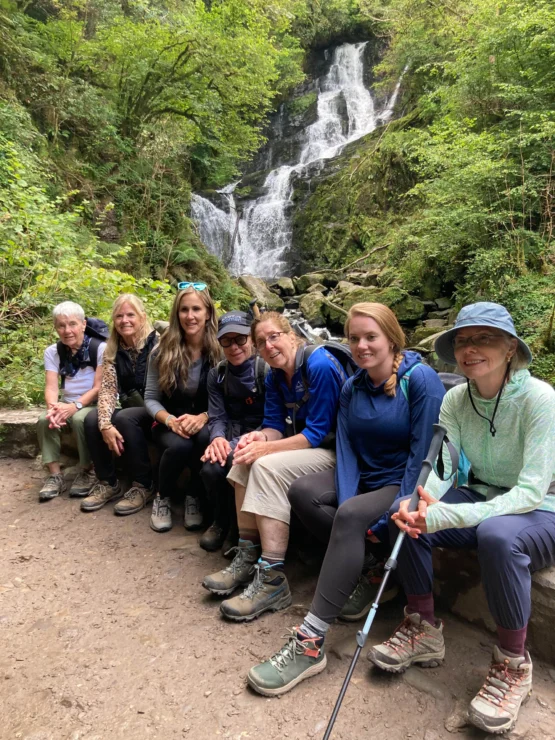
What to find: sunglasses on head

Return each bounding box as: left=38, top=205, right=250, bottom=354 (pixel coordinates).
left=177, top=281, right=207, bottom=291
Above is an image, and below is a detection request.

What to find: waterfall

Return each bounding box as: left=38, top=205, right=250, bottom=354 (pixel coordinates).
left=192, top=42, right=401, bottom=277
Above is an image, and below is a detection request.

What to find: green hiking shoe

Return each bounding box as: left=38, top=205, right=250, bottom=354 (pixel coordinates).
left=339, top=560, right=399, bottom=622
left=202, top=541, right=260, bottom=596
left=220, top=561, right=292, bottom=622
left=248, top=628, right=327, bottom=696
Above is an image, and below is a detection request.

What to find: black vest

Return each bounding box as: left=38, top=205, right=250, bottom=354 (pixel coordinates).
left=162, top=357, right=211, bottom=417
left=217, top=357, right=267, bottom=439
left=114, top=330, right=158, bottom=397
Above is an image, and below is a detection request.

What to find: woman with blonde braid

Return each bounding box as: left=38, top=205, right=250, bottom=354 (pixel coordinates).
left=247, top=302, right=446, bottom=696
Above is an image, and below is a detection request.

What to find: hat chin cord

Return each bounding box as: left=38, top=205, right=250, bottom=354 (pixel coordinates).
left=466, top=361, right=511, bottom=437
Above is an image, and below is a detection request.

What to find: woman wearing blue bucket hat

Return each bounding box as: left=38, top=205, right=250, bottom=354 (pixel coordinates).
left=368, top=302, right=555, bottom=735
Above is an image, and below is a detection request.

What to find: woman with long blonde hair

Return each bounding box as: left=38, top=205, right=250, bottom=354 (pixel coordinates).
left=247, top=302, right=446, bottom=697
left=144, top=282, right=222, bottom=533
left=82, top=293, right=158, bottom=515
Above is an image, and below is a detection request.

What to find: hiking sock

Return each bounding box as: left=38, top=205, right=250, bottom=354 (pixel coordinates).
left=261, top=551, right=285, bottom=571
left=497, top=625, right=527, bottom=657
left=238, top=529, right=260, bottom=547
left=406, top=593, right=436, bottom=626
left=301, top=612, right=330, bottom=641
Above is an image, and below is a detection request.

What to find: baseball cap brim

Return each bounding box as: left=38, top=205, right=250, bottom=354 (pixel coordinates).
left=217, top=323, right=252, bottom=340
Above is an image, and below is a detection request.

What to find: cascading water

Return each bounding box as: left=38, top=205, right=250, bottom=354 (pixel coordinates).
left=192, top=42, right=402, bottom=277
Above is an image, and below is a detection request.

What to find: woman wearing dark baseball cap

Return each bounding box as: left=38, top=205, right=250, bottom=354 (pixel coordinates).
left=199, top=310, right=268, bottom=553
left=369, top=302, right=555, bottom=735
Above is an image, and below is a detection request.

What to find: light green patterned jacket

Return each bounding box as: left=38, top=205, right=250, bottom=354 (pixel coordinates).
left=426, top=369, right=555, bottom=533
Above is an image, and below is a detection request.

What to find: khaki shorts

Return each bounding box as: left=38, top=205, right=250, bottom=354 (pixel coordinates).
left=227, top=447, right=336, bottom=524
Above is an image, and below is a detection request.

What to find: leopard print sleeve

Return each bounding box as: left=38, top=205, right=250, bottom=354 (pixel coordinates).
left=98, top=361, right=118, bottom=430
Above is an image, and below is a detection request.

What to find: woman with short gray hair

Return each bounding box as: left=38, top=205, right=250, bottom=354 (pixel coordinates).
left=38, top=301, right=106, bottom=501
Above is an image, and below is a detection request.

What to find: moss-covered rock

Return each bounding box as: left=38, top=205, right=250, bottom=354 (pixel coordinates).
left=340, top=286, right=425, bottom=323
left=322, top=299, right=348, bottom=333
left=238, top=275, right=284, bottom=311
left=299, top=292, right=326, bottom=327
left=411, top=325, right=444, bottom=345
left=294, top=273, right=327, bottom=294
left=307, top=282, right=327, bottom=294
left=269, top=277, right=295, bottom=296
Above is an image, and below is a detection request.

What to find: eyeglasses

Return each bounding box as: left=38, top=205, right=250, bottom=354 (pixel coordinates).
left=255, top=331, right=285, bottom=351
left=453, top=332, right=505, bottom=350
left=219, top=335, right=249, bottom=348
left=177, top=281, right=207, bottom=291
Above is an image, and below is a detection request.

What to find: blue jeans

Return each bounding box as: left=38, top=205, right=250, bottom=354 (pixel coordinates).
left=389, top=487, right=555, bottom=630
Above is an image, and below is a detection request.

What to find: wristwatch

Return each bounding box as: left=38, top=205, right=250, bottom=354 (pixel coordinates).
left=73, top=401, right=83, bottom=410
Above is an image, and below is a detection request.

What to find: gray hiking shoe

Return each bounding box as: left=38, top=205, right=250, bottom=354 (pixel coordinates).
left=248, top=628, right=327, bottom=697
left=202, top=542, right=260, bottom=596
left=468, top=646, right=532, bottom=734
left=69, top=469, right=96, bottom=497
left=220, top=561, right=292, bottom=622
left=184, top=495, right=203, bottom=530
left=81, top=480, right=122, bottom=512
left=150, top=496, right=172, bottom=532
left=368, top=608, right=445, bottom=673
left=339, top=560, right=399, bottom=622
left=114, top=482, right=154, bottom=516
left=39, top=474, right=67, bottom=501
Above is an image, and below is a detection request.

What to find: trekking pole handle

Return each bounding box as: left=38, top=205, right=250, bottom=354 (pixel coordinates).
left=406, top=423, right=448, bottom=513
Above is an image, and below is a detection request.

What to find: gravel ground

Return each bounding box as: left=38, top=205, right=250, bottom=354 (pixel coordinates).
left=1, top=458, right=555, bottom=740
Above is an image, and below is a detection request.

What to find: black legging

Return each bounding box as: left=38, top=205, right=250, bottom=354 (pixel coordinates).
left=288, top=469, right=400, bottom=623
left=152, top=423, right=210, bottom=502
left=200, top=452, right=236, bottom=530
left=84, top=407, right=154, bottom=488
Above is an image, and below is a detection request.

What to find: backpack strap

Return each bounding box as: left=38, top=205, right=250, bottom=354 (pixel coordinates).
left=254, top=355, right=269, bottom=396
left=88, top=337, right=101, bottom=370
left=399, top=362, right=422, bottom=403
left=216, top=360, right=229, bottom=396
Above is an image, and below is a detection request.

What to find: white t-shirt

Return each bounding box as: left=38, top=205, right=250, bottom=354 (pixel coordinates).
left=44, top=342, right=106, bottom=403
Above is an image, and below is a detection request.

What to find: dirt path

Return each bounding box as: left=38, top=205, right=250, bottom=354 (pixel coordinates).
left=1, top=458, right=555, bottom=740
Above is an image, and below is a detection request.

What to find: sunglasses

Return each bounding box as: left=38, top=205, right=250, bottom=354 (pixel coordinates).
left=177, top=281, right=207, bottom=291
left=219, top=335, right=249, bottom=348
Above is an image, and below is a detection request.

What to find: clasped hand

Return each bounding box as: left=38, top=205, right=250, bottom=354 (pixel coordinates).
left=168, top=413, right=207, bottom=438
left=46, top=402, right=76, bottom=429
left=232, top=431, right=269, bottom=466
left=391, top=486, right=438, bottom=539
left=201, top=437, right=232, bottom=466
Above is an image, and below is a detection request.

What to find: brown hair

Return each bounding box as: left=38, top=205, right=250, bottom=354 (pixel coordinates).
left=345, top=302, right=406, bottom=397
left=156, top=286, right=222, bottom=395
left=104, top=294, right=153, bottom=364
left=250, top=310, right=304, bottom=349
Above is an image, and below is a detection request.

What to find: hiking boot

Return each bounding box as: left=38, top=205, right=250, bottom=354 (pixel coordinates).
left=150, top=496, right=172, bottom=532
left=114, top=482, right=154, bottom=516
left=199, top=522, right=226, bottom=552
left=184, top=495, right=203, bottom=530
left=69, top=469, right=96, bottom=497
left=339, top=560, right=399, bottom=622
left=468, top=646, right=532, bottom=734
left=39, top=474, right=67, bottom=501
left=81, top=480, right=122, bottom=512
left=248, top=628, right=327, bottom=697
left=220, top=561, right=292, bottom=622
left=203, top=541, right=260, bottom=596
left=368, top=608, right=445, bottom=673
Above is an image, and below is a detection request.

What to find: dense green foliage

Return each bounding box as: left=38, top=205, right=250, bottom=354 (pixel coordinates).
left=295, top=0, right=555, bottom=379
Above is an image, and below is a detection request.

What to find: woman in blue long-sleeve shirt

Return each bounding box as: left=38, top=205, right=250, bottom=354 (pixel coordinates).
left=247, top=301, right=445, bottom=697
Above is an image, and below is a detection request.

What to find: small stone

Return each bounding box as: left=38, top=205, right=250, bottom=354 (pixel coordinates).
left=204, top=690, right=212, bottom=697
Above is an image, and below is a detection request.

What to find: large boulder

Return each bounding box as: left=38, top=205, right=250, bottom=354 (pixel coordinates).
left=306, top=282, right=327, bottom=294
left=340, top=287, right=425, bottom=323
left=238, top=275, right=284, bottom=311
left=411, top=325, right=444, bottom=345
left=294, top=273, right=327, bottom=294
left=322, top=299, right=348, bottom=333
left=269, top=277, right=295, bottom=296
left=298, top=291, right=326, bottom=327
left=344, top=269, right=381, bottom=287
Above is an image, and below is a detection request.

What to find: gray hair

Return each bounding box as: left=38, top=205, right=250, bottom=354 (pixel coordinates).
left=52, top=301, right=85, bottom=322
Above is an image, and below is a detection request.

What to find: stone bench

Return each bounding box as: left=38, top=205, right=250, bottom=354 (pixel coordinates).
left=0, top=408, right=78, bottom=459
left=433, top=548, right=555, bottom=662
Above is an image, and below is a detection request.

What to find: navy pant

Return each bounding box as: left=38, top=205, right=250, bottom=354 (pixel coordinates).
left=389, top=487, right=555, bottom=630
left=200, top=452, right=236, bottom=530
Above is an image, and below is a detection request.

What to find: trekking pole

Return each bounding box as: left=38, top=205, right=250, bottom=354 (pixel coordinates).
left=322, top=423, right=450, bottom=740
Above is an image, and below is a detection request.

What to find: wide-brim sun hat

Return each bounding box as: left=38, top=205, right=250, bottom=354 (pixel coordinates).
left=217, top=311, right=252, bottom=340
left=434, top=302, right=533, bottom=366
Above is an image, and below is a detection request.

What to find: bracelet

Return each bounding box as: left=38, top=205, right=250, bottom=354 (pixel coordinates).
left=165, top=414, right=176, bottom=428
left=203, top=411, right=209, bottom=421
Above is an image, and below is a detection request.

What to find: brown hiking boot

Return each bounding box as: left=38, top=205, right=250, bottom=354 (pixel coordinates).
left=220, top=561, right=292, bottom=622
left=202, top=541, right=260, bottom=596
left=368, top=608, right=445, bottom=673
left=114, top=482, right=154, bottom=516
left=468, top=646, right=532, bottom=734
left=81, top=480, right=122, bottom=511
left=69, top=469, right=96, bottom=497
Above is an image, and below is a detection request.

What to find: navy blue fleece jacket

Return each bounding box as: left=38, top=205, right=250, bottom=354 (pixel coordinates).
left=335, top=351, right=445, bottom=540
left=263, top=345, right=345, bottom=447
